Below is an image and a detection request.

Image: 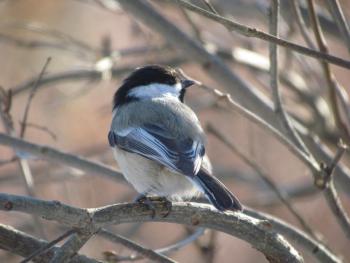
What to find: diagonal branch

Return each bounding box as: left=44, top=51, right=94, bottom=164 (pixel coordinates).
left=20, top=229, right=76, bottom=263
left=50, top=232, right=95, bottom=263
left=0, top=224, right=100, bottom=263
left=99, top=229, right=176, bottom=263
left=0, top=132, right=124, bottom=182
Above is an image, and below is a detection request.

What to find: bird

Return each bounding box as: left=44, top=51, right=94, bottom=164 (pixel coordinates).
left=108, top=65, right=242, bottom=214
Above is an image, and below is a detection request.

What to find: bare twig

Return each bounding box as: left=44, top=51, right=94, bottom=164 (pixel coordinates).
left=0, top=33, right=94, bottom=60
left=290, top=0, right=316, bottom=49
left=106, top=227, right=205, bottom=261
left=180, top=8, right=203, bottom=43
left=20, top=57, right=51, bottom=138
left=200, top=0, right=217, bottom=14
left=207, top=124, right=320, bottom=241
left=269, top=0, right=310, bottom=156
left=19, top=121, right=58, bottom=141
left=99, top=229, right=176, bottom=263
left=306, top=0, right=350, bottom=143
left=50, top=231, right=95, bottom=263
left=156, top=227, right=205, bottom=254
left=324, top=0, right=350, bottom=52
left=324, top=179, right=350, bottom=240
left=0, top=21, right=96, bottom=55
left=319, top=142, right=350, bottom=240
left=20, top=229, right=76, bottom=263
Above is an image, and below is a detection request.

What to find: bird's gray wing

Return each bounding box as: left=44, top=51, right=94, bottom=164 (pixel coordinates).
left=108, top=123, right=205, bottom=176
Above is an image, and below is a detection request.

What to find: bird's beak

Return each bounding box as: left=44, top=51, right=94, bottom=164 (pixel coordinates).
left=181, top=79, right=196, bottom=89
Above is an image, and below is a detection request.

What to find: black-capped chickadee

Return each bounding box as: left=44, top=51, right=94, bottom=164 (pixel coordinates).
left=108, top=65, right=242, bottom=212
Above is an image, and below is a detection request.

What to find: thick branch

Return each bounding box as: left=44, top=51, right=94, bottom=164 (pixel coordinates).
left=245, top=209, right=341, bottom=263
left=0, top=193, right=303, bottom=262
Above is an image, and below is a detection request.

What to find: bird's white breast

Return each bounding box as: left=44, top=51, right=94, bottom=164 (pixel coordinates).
left=113, top=147, right=199, bottom=200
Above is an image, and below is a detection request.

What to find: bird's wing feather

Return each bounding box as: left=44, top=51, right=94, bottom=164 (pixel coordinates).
left=108, top=123, right=204, bottom=176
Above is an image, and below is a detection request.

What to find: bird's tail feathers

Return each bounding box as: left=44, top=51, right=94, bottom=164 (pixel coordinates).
left=193, top=169, right=242, bottom=211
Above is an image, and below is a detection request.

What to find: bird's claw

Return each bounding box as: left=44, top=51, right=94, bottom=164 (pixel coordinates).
left=134, top=195, right=172, bottom=218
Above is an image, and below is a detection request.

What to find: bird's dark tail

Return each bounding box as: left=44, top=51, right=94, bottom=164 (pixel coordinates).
left=193, top=169, right=242, bottom=211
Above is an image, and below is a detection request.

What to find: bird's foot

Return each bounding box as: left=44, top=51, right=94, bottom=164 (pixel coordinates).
left=134, top=195, right=172, bottom=218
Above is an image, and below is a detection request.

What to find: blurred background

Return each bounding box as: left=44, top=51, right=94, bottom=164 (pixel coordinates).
left=0, top=0, right=349, bottom=262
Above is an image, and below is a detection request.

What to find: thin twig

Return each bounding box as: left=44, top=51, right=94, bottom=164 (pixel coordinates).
left=19, top=57, right=51, bottom=138
left=207, top=124, right=320, bottom=241
left=324, top=180, right=350, bottom=240
left=19, top=121, right=57, bottom=141
left=50, top=232, right=95, bottom=263
left=156, top=227, right=205, bottom=254
left=324, top=0, right=350, bottom=52
left=99, top=229, right=176, bottom=263
left=20, top=229, right=76, bottom=263
left=306, top=0, right=350, bottom=144
left=180, top=8, right=203, bottom=43
left=200, top=0, right=217, bottom=14
left=290, top=0, right=316, bottom=49
left=111, top=227, right=206, bottom=261
left=167, top=0, right=350, bottom=69
left=320, top=141, right=350, bottom=240
left=0, top=21, right=96, bottom=54
left=269, top=0, right=311, bottom=157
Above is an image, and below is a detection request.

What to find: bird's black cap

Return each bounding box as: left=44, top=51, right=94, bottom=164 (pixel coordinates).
left=113, top=65, right=184, bottom=109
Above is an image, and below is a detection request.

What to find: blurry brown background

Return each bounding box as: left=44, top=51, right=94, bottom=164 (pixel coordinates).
left=0, top=0, right=349, bottom=262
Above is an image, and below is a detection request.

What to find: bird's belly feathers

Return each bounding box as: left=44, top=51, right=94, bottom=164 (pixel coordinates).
left=113, top=148, right=199, bottom=199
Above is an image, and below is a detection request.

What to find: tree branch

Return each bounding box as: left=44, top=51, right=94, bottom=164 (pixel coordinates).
left=244, top=209, right=341, bottom=263
left=0, top=224, right=101, bottom=263
left=0, top=193, right=303, bottom=262
left=0, top=133, right=124, bottom=183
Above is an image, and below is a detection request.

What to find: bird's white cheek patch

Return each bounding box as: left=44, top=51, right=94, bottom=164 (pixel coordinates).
left=128, top=83, right=182, bottom=99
